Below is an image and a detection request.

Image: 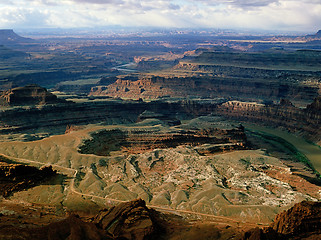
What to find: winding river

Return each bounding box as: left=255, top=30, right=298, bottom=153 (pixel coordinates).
left=245, top=124, right=321, bottom=174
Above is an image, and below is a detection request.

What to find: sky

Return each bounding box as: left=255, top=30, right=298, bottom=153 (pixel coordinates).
left=0, top=0, right=320, bottom=32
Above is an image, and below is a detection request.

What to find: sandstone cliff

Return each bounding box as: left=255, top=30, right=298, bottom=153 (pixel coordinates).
left=0, top=84, right=64, bottom=106
left=90, top=72, right=320, bottom=104
left=216, top=98, right=321, bottom=144
left=240, top=201, right=321, bottom=240
left=78, top=126, right=248, bottom=156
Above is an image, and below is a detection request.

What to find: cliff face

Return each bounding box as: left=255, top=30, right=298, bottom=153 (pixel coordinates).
left=0, top=157, right=57, bottom=197
left=0, top=93, right=320, bottom=144
left=0, top=98, right=218, bottom=139
left=271, top=201, right=321, bottom=236
left=0, top=84, right=64, bottom=106
left=216, top=99, right=321, bottom=143
left=240, top=201, right=321, bottom=240
left=307, top=96, right=321, bottom=111
left=78, top=126, right=248, bottom=156
left=90, top=73, right=320, bottom=103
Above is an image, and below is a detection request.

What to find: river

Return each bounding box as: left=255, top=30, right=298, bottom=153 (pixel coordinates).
left=112, top=62, right=137, bottom=72
left=245, top=124, right=321, bottom=174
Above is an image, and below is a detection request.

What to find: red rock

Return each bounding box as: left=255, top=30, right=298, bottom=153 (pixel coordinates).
left=271, top=201, right=321, bottom=236
left=240, top=201, right=321, bottom=240
left=93, top=198, right=156, bottom=240
left=0, top=84, right=63, bottom=106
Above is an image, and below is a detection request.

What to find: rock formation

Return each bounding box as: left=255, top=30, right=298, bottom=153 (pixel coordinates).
left=0, top=87, right=320, bottom=145
left=0, top=84, right=64, bottom=106
left=271, top=201, right=321, bottom=236
left=90, top=73, right=320, bottom=103
left=44, top=214, right=110, bottom=240
left=306, top=30, right=321, bottom=38
left=0, top=29, right=32, bottom=45
left=90, top=50, right=321, bottom=103
left=78, top=125, right=248, bottom=156
left=1, top=199, right=321, bottom=240
left=0, top=214, right=110, bottom=240
left=0, top=97, right=217, bottom=139
left=240, top=201, right=321, bottom=240
left=0, top=199, right=160, bottom=240
left=93, top=199, right=159, bottom=240
left=0, top=157, right=57, bottom=197
left=216, top=98, right=321, bottom=144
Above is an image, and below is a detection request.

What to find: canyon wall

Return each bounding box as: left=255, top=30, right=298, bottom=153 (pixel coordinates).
left=215, top=98, right=321, bottom=144
left=90, top=73, right=320, bottom=104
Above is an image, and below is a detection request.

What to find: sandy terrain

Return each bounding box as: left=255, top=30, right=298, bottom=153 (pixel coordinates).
left=0, top=122, right=319, bottom=225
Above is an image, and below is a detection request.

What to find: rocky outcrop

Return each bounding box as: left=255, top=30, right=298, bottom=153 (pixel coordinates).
left=240, top=201, right=321, bottom=240
left=0, top=199, right=161, bottom=240
left=271, top=201, right=321, bottom=236
left=0, top=84, right=64, bottom=106
left=78, top=126, right=248, bottom=156
left=0, top=157, right=57, bottom=197
left=0, top=214, right=111, bottom=240
left=93, top=199, right=158, bottom=240
left=90, top=72, right=320, bottom=103
left=216, top=98, right=321, bottom=143
left=306, top=30, right=321, bottom=39
left=0, top=199, right=160, bottom=240
left=0, top=98, right=218, bottom=139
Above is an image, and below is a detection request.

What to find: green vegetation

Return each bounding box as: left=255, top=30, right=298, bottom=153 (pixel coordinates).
left=247, top=130, right=320, bottom=177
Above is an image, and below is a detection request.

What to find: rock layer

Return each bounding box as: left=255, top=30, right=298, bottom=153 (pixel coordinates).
left=90, top=74, right=320, bottom=103
left=216, top=98, right=321, bottom=143
left=93, top=198, right=157, bottom=240
left=240, top=201, right=321, bottom=240
left=78, top=126, right=248, bottom=156
left=0, top=157, right=57, bottom=197
left=0, top=84, right=64, bottom=106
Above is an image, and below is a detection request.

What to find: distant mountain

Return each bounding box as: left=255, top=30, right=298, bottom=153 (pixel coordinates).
left=0, top=29, right=33, bottom=46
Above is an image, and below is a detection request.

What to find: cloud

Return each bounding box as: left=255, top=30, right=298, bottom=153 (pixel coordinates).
left=0, top=6, right=49, bottom=28
left=0, top=0, right=319, bottom=32
left=70, top=0, right=124, bottom=4
left=196, top=0, right=279, bottom=9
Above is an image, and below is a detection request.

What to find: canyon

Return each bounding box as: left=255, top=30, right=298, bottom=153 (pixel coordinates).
left=0, top=29, right=320, bottom=239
